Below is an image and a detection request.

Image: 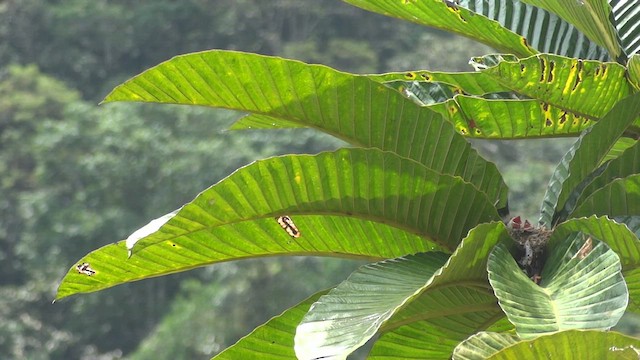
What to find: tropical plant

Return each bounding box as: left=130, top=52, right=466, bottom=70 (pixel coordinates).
left=57, top=0, right=640, bottom=358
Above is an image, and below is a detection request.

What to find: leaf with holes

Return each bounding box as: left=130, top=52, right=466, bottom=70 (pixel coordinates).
left=479, top=54, right=633, bottom=119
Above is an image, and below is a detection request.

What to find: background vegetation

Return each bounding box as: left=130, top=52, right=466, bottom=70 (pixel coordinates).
left=1, top=0, right=611, bottom=358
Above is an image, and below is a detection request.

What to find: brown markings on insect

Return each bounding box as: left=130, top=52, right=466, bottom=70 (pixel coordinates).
left=577, top=237, right=593, bottom=260
left=545, top=119, right=553, bottom=127
left=405, top=72, right=416, bottom=80
left=76, top=262, right=96, bottom=276
left=276, top=216, right=301, bottom=238
left=468, top=119, right=477, bottom=130
left=420, top=73, right=431, bottom=81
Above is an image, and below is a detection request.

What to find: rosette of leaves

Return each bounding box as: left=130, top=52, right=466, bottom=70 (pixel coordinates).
left=57, top=0, right=640, bottom=358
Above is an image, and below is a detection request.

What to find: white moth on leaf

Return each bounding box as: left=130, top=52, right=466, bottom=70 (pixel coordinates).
left=276, top=216, right=301, bottom=238
left=75, top=262, right=96, bottom=276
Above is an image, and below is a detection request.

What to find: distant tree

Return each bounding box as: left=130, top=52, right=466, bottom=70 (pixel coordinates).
left=59, top=1, right=640, bottom=359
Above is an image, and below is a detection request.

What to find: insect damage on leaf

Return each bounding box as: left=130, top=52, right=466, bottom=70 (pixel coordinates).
left=276, top=216, right=301, bottom=238
left=576, top=236, right=593, bottom=260
left=75, top=262, right=96, bottom=276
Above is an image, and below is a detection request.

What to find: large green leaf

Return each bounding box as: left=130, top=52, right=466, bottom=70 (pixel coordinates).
left=488, top=234, right=628, bottom=339
left=628, top=54, right=640, bottom=89
left=56, top=148, right=500, bottom=300
left=550, top=216, right=640, bottom=311
left=455, top=330, right=640, bottom=359
left=339, top=0, right=537, bottom=57
left=295, top=222, right=509, bottom=359
left=521, top=0, right=622, bottom=59
left=294, top=252, right=450, bottom=360
left=368, top=308, right=505, bottom=360
left=452, top=332, right=520, bottom=360
left=539, top=92, right=640, bottom=227
left=571, top=174, right=640, bottom=218
left=212, top=291, right=326, bottom=359
left=104, top=50, right=508, bottom=207
left=568, top=140, right=640, bottom=215
left=480, top=54, right=633, bottom=119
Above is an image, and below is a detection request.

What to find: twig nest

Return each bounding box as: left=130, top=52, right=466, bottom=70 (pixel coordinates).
left=506, top=216, right=553, bottom=283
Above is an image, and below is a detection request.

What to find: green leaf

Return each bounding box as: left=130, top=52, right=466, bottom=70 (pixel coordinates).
left=488, top=330, right=640, bottom=359
left=550, top=216, right=640, bottom=311
left=56, top=148, right=500, bottom=300
left=539, top=92, right=640, bottom=227
left=480, top=54, right=633, bottom=119
left=602, top=138, right=638, bottom=163
left=571, top=174, right=640, bottom=218
left=488, top=235, right=628, bottom=339
left=340, top=0, right=537, bottom=58
left=520, top=0, right=622, bottom=59
left=422, top=93, right=592, bottom=139
left=294, top=252, right=450, bottom=360
left=295, top=222, right=510, bottom=359
left=229, top=114, right=305, bottom=130
left=104, top=50, right=508, bottom=207
left=212, top=291, right=326, bottom=360
left=368, top=310, right=505, bottom=360
left=452, top=332, right=520, bottom=360
left=569, top=140, right=640, bottom=214
left=627, top=54, right=640, bottom=90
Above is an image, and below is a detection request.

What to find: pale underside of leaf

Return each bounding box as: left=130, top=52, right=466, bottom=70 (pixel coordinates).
left=295, top=222, right=509, bottom=359
left=610, top=0, right=640, bottom=57
left=459, top=0, right=609, bottom=60
left=294, top=252, right=450, bottom=360
left=551, top=216, right=640, bottom=312
left=488, top=234, right=628, bottom=339
left=452, top=331, right=520, bottom=360
left=520, top=0, right=622, bottom=59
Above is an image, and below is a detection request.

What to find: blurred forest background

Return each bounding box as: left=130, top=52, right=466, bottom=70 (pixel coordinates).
left=2, top=1, right=638, bottom=359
